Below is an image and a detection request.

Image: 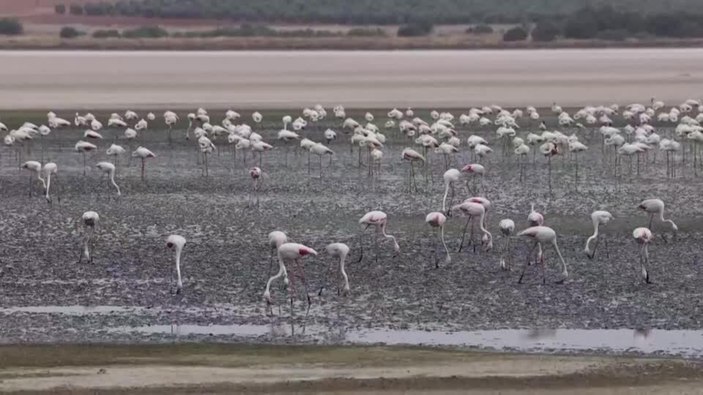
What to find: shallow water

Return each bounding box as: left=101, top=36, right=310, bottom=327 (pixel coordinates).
left=0, top=49, right=702, bottom=108
left=109, top=322, right=703, bottom=357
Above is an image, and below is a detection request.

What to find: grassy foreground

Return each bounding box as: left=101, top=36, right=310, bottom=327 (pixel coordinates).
left=0, top=344, right=701, bottom=393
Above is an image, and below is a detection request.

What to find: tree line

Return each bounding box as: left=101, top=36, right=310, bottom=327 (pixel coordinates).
left=57, top=0, right=701, bottom=26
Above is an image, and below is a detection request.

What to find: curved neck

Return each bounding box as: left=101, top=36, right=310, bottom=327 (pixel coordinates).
left=175, top=247, right=183, bottom=287
left=339, top=252, right=349, bottom=286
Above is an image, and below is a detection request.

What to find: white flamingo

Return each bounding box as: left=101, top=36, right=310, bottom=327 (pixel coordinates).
left=584, top=210, right=613, bottom=259
left=426, top=212, right=450, bottom=267
left=166, top=235, right=186, bottom=294
left=96, top=161, right=121, bottom=196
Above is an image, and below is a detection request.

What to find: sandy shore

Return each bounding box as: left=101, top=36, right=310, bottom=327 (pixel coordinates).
left=0, top=344, right=701, bottom=393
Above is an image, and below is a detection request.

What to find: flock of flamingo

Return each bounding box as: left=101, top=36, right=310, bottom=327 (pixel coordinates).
left=1, top=98, right=694, bottom=315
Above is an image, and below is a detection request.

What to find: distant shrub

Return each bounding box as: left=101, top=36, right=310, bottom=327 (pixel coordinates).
left=92, top=29, right=121, bottom=38
left=55, top=4, right=66, bottom=14
left=596, top=29, right=629, bottom=41
left=502, top=26, right=527, bottom=41
left=531, top=21, right=560, bottom=42
left=347, top=27, right=386, bottom=37
left=0, top=18, right=23, bottom=35
left=69, top=4, right=84, bottom=15
left=84, top=3, right=115, bottom=16
left=397, top=21, right=434, bottom=37
left=563, top=14, right=598, bottom=39
left=122, top=25, right=169, bottom=38
left=466, top=24, right=493, bottom=34
left=60, top=26, right=84, bottom=38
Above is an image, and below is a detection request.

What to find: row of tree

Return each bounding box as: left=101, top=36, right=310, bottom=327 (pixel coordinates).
left=57, top=0, right=701, bottom=25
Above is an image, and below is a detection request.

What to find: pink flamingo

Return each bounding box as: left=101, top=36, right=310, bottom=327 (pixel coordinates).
left=426, top=212, right=450, bottom=267
left=633, top=227, right=654, bottom=284
left=517, top=226, right=568, bottom=284
left=461, top=163, right=485, bottom=194
left=451, top=201, right=492, bottom=253
left=357, top=210, right=400, bottom=263
left=267, top=231, right=288, bottom=275
left=263, top=242, right=317, bottom=316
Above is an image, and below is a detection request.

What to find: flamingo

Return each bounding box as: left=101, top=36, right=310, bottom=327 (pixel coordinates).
left=426, top=212, right=450, bottom=267
left=633, top=227, right=654, bottom=284
left=460, top=163, right=485, bottom=195
left=452, top=201, right=492, bottom=253
left=132, top=146, right=155, bottom=181
left=79, top=211, right=99, bottom=264
left=264, top=243, right=317, bottom=316
left=166, top=235, right=186, bottom=294
left=267, top=231, right=288, bottom=275
left=251, top=140, right=273, bottom=168
left=75, top=141, right=97, bottom=176
left=309, top=143, right=334, bottom=177
left=321, top=242, right=351, bottom=295
left=20, top=161, right=45, bottom=197
left=357, top=211, right=400, bottom=263
left=198, top=136, right=216, bottom=177
left=498, top=219, right=515, bottom=270
left=584, top=210, right=613, bottom=259
left=96, top=162, right=121, bottom=196
left=638, top=199, right=678, bottom=234
left=43, top=162, right=58, bottom=204
left=401, top=148, right=424, bottom=193
left=441, top=169, right=461, bottom=215
left=249, top=166, right=262, bottom=205
left=106, top=144, right=126, bottom=167
left=518, top=226, right=568, bottom=284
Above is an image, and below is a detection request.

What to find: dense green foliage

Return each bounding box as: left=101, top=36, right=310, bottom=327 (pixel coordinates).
left=122, top=25, right=169, bottom=38
left=60, top=26, right=84, bottom=38
left=0, top=18, right=23, bottom=35
left=92, top=29, right=121, bottom=38
left=59, top=1, right=703, bottom=40
left=397, top=21, right=434, bottom=37
left=71, top=0, right=703, bottom=24
left=503, top=26, right=528, bottom=41
left=531, top=21, right=560, bottom=41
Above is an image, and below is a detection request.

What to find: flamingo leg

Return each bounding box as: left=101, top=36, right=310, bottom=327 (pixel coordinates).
left=519, top=241, right=540, bottom=284
left=457, top=215, right=472, bottom=253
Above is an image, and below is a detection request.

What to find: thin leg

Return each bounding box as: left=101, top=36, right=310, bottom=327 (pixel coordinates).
left=519, top=242, right=539, bottom=284
left=457, top=216, right=472, bottom=252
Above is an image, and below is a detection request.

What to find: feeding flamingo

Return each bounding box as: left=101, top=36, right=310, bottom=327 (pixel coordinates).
left=264, top=242, right=317, bottom=316
left=357, top=210, right=400, bottom=263
left=426, top=212, right=450, bottom=267
left=584, top=210, right=613, bottom=259
left=96, top=161, right=121, bottom=196
left=166, top=235, right=186, bottom=294
left=451, top=201, right=492, bottom=253
left=79, top=211, right=99, bottom=264
left=633, top=227, right=654, bottom=284
left=517, top=226, right=568, bottom=284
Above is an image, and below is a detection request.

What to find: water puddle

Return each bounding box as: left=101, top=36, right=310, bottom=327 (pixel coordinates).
left=0, top=305, right=148, bottom=315
left=110, top=323, right=703, bottom=357
left=108, top=323, right=309, bottom=337
left=346, top=328, right=703, bottom=357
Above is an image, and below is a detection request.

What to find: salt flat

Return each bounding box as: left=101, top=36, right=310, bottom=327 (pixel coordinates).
left=0, top=48, right=701, bottom=109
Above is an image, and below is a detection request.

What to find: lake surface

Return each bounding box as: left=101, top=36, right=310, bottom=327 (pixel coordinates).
left=0, top=49, right=702, bottom=109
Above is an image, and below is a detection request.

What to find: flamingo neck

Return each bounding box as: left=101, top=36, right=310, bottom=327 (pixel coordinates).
left=175, top=248, right=183, bottom=287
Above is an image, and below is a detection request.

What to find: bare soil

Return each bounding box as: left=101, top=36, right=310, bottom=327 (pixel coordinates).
left=0, top=344, right=701, bottom=393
